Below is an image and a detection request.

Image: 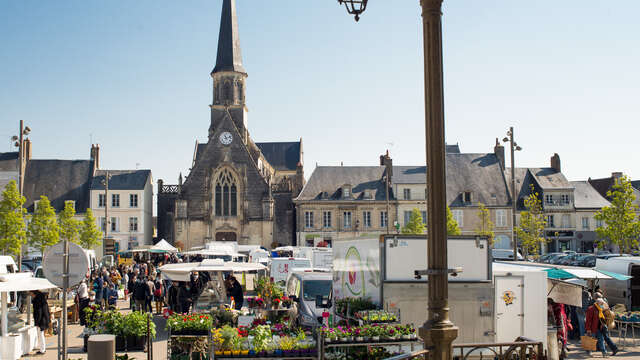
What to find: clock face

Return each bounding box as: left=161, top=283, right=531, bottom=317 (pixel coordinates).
left=219, top=132, right=233, bottom=145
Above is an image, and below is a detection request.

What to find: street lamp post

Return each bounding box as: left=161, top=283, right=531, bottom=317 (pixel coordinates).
left=12, top=120, right=31, bottom=269
left=101, top=171, right=112, bottom=256
left=337, top=1, right=458, bottom=358
left=502, top=127, right=522, bottom=261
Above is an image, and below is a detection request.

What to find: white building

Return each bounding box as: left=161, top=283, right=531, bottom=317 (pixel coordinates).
left=90, top=170, right=153, bottom=252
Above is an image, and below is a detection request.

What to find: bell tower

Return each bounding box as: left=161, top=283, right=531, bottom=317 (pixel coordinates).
left=209, top=0, right=248, bottom=139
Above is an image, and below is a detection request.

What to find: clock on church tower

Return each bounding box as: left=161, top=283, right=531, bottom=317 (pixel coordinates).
left=219, top=131, right=233, bottom=145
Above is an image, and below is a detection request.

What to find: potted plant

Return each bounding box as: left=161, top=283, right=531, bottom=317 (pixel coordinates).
left=123, top=311, right=155, bottom=351
left=167, top=314, right=212, bottom=336
left=250, top=325, right=272, bottom=357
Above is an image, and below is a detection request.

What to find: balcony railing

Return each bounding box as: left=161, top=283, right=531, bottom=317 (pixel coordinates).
left=452, top=337, right=545, bottom=360
left=543, top=199, right=571, bottom=208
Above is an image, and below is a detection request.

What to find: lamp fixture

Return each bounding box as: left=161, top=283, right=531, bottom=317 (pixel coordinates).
left=337, top=0, right=368, bottom=22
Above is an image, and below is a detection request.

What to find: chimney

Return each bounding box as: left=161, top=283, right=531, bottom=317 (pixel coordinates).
left=612, top=172, right=623, bottom=180
left=494, top=138, right=505, bottom=169
left=550, top=153, right=561, bottom=172
left=380, top=150, right=393, bottom=180
left=22, top=138, right=33, bottom=161
left=158, top=179, right=164, bottom=194
left=90, top=144, right=100, bottom=171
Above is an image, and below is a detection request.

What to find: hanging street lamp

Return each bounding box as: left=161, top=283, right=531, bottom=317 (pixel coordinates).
left=337, top=0, right=368, bottom=22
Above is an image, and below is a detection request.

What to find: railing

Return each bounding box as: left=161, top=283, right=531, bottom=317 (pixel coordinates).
left=161, top=185, right=180, bottom=194
left=452, top=337, right=545, bottom=360
left=385, top=349, right=430, bottom=360
left=543, top=200, right=571, bottom=208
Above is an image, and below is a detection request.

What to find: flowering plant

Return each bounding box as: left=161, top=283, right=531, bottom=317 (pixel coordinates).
left=237, top=326, right=249, bottom=338
left=166, top=313, right=213, bottom=333
left=247, top=297, right=265, bottom=308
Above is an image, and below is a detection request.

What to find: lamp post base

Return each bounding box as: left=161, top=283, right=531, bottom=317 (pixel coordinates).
left=419, top=322, right=458, bottom=360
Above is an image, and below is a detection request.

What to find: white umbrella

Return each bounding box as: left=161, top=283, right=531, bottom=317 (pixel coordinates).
left=159, top=259, right=266, bottom=281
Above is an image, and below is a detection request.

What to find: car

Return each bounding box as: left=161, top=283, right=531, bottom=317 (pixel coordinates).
left=492, top=249, right=524, bottom=261
left=549, top=254, right=569, bottom=265
left=578, top=255, right=597, bottom=267
left=539, top=253, right=563, bottom=263
left=567, top=253, right=592, bottom=266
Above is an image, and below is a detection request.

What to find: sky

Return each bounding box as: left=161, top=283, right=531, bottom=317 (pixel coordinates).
left=1, top=0, right=639, bottom=190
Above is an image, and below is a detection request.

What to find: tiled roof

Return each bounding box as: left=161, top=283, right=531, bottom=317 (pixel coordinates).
left=255, top=142, right=301, bottom=171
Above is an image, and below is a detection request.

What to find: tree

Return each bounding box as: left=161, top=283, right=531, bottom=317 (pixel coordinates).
left=0, top=180, right=27, bottom=256
left=58, top=200, right=80, bottom=244
left=595, top=175, right=640, bottom=254
left=476, top=203, right=495, bottom=245
left=401, top=208, right=426, bottom=234
left=27, top=195, right=59, bottom=255
left=79, top=208, right=102, bottom=250
left=516, top=185, right=547, bottom=256
left=447, top=206, right=461, bottom=236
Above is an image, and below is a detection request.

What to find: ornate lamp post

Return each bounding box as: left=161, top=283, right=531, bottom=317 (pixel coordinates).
left=12, top=120, right=31, bottom=269
left=502, top=127, right=522, bottom=260
left=337, top=1, right=458, bottom=359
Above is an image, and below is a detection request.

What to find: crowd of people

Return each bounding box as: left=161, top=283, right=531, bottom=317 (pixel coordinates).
left=549, top=286, right=620, bottom=358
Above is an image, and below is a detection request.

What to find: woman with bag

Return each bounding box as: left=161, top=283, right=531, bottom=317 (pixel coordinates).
left=586, top=298, right=619, bottom=357
left=30, top=290, right=50, bottom=354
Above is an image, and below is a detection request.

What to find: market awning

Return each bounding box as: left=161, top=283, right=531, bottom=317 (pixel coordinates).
left=543, top=267, right=630, bottom=281
left=597, top=270, right=632, bottom=281
left=0, top=273, right=58, bottom=292
left=159, top=259, right=266, bottom=281
left=544, top=268, right=574, bottom=280
left=149, top=239, right=178, bottom=253
left=547, top=279, right=583, bottom=307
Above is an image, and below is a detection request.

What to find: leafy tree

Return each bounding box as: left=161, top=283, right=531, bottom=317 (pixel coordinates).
left=79, top=208, right=102, bottom=250
left=401, top=208, right=426, bottom=234
left=476, top=203, right=495, bottom=245
left=0, top=180, right=27, bottom=256
left=447, top=206, right=461, bottom=236
left=27, top=195, right=59, bottom=255
left=516, top=185, right=547, bottom=256
left=595, top=175, right=640, bottom=254
left=58, top=200, right=80, bottom=244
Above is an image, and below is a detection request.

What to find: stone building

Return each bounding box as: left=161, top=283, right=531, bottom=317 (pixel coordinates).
left=157, top=0, right=304, bottom=250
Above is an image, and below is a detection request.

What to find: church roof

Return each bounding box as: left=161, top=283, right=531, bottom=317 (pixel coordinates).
left=91, top=170, right=151, bottom=190
left=255, top=142, right=301, bottom=171
left=212, top=0, right=246, bottom=74
left=23, top=159, right=94, bottom=212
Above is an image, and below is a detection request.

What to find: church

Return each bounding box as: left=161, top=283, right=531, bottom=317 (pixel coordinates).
left=157, top=0, right=304, bottom=250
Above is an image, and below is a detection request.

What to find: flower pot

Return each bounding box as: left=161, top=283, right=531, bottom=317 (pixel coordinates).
left=115, top=335, right=126, bottom=351
left=356, top=336, right=364, bottom=342
left=402, top=335, right=410, bottom=340
left=340, top=337, right=348, bottom=342
left=275, top=349, right=283, bottom=357
left=223, top=350, right=232, bottom=356
left=232, top=350, right=241, bottom=356
left=372, top=336, right=380, bottom=341
left=214, top=350, right=223, bottom=356
left=247, top=350, right=255, bottom=356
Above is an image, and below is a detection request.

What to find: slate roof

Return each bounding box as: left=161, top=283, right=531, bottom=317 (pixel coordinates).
left=23, top=160, right=95, bottom=212
left=446, top=144, right=461, bottom=154
left=632, top=181, right=640, bottom=192
left=91, top=170, right=151, bottom=190
left=0, top=152, right=18, bottom=171
left=571, top=181, right=610, bottom=209
left=296, top=166, right=388, bottom=201
left=255, top=142, right=301, bottom=171
left=504, top=167, right=573, bottom=210
left=528, top=168, right=573, bottom=190
left=445, top=153, right=510, bottom=206
left=212, top=0, right=246, bottom=74
left=589, top=176, right=640, bottom=207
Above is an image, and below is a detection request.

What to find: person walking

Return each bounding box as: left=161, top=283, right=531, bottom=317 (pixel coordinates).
left=146, top=276, right=155, bottom=313
left=168, top=281, right=178, bottom=312
left=133, top=277, right=149, bottom=312
left=93, top=273, right=104, bottom=308
left=77, top=279, right=90, bottom=326
left=127, top=274, right=137, bottom=310
left=153, top=277, right=164, bottom=314
left=177, top=282, right=192, bottom=313
left=31, top=290, right=51, bottom=354
left=586, top=298, right=619, bottom=357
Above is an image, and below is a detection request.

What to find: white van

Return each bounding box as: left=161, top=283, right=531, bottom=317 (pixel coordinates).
left=0, top=255, right=18, bottom=274
left=269, top=257, right=311, bottom=286
left=596, top=257, right=640, bottom=310
left=285, top=270, right=333, bottom=327
left=292, top=247, right=333, bottom=270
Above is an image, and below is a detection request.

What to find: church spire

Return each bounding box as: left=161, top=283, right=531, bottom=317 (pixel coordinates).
left=212, top=0, right=246, bottom=75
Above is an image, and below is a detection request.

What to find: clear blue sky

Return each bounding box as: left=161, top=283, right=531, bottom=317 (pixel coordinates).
left=1, top=0, right=639, bottom=189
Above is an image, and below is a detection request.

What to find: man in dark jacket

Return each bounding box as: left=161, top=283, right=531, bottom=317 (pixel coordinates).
left=226, top=275, right=244, bottom=310
left=133, top=277, right=149, bottom=312
left=31, top=291, right=50, bottom=354
left=127, top=274, right=137, bottom=310
left=177, top=282, right=192, bottom=313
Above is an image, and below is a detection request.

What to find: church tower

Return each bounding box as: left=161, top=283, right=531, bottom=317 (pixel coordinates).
left=209, top=0, right=248, bottom=142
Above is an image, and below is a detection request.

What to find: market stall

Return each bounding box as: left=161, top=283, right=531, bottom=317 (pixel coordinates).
left=0, top=273, right=58, bottom=360
left=150, top=239, right=179, bottom=253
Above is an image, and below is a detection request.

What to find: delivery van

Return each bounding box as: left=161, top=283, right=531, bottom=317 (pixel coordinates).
left=285, top=270, right=333, bottom=327
left=269, top=258, right=311, bottom=286
left=596, top=257, right=640, bottom=310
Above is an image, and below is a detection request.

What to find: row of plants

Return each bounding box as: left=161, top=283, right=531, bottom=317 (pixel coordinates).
left=321, top=324, right=417, bottom=343
left=324, top=347, right=402, bottom=360
left=354, top=310, right=398, bottom=324
left=212, top=324, right=316, bottom=357
left=334, top=297, right=377, bottom=317
left=83, top=306, right=156, bottom=352
left=166, top=309, right=238, bottom=335
left=246, top=295, right=293, bottom=309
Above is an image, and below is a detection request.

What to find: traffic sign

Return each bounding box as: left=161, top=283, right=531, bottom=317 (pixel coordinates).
left=42, top=242, right=89, bottom=288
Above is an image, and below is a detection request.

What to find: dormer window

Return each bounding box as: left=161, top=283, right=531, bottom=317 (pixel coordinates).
left=463, top=191, right=472, bottom=203
left=363, top=190, right=373, bottom=200
left=342, top=185, right=351, bottom=199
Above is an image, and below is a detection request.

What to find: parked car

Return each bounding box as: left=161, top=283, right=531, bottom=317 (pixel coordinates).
left=579, top=255, right=597, bottom=267
left=549, top=254, right=569, bottom=265
left=539, top=253, right=563, bottom=263
left=567, top=253, right=593, bottom=267
left=492, top=249, right=524, bottom=261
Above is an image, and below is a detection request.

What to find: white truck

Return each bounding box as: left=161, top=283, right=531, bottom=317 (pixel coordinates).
left=333, top=235, right=549, bottom=348
left=596, top=256, right=640, bottom=310
left=292, top=247, right=333, bottom=270
left=269, top=257, right=312, bottom=286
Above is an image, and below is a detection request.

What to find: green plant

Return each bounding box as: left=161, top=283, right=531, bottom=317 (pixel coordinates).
left=123, top=311, right=156, bottom=339
left=115, top=355, right=136, bottom=360
left=249, top=325, right=272, bottom=352
left=279, top=336, right=297, bottom=351
left=220, top=325, right=238, bottom=351
left=166, top=313, right=212, bottom=332
left=211, top=308, right=236, bottom=327
left=0, top=180, right=27, bottom=256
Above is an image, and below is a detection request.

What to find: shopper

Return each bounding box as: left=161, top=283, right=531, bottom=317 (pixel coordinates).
left=77, top=279, right=90, bottom=326
left=31, top=290, right=50, bottom=355
left=153, top=276, right=164, bottom=314
left=107, top=283, right=119, bottom=309
left=133, top=277, right=149, bottom=312
left=226, top=275, right=244, bottom=310
left=586, top=298, right=619, bottom=357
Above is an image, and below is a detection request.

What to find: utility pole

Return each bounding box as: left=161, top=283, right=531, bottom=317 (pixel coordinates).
left=503, top=127, right=521, bottom=261
left=13, top=120, right=30, bottom=269
left=102, top=171, right=111, bottom=256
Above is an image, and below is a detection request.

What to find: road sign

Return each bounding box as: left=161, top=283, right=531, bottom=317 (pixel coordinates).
left=42, top=242, right=89, bottom=288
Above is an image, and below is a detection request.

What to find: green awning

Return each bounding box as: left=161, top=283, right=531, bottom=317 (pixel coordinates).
left=544, top=268, right=575, bottom=280
left=597, top=270, right=632, bottom=281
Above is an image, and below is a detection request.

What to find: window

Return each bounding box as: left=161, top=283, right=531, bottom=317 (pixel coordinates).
left=561, top=194, right=570, bottom=204
left=562, top=214, right=570, bottom=228
left=323, top=211, right=332, bottom=228
left=110, top=217, right=119, bottom=232
left=421, top=211, right=427, bottom=225
left=98, top=194, right=106, bottom=208
left=99, top=217, right=106, bottom=232
left=343, top=211, right=352, bottom=228
left=596, top=219, right=604, bottom=228
left=380, top=211, right=388, bottom=228
left=463, top=191, right=472, bottom=203
left=129, top=217, right=138, bottom=232
left=304, top=211, right=314, bottom=229
left=130, top=194, right=138, bottom=208
left=404, top=211, right=412, bottom=226
left=582, top=217, right=589, bottom=230
left=452, top=210, right=463, bottom=227
left=343, top=187, right=351, bottom=198
left=545, top=194, right=553, bottom=204
left=363, top=211, right=371, bottom=228
left=546, top=215, right=555, bottom=228
left=215, top=169, right=237, bottom=216
left=112, top=194, right=120, bottom=207
left=403, top=188, right=411, bottom=200
left=496, top=209, right=507, bottom=227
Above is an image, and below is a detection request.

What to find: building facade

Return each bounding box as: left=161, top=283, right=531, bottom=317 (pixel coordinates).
left=157, top=0, right=304, bottom=250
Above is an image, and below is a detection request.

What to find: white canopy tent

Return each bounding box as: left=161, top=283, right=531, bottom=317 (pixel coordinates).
left=159, top=259, right=266, bottom=282
left=0, top=273, right=58, bottom=337
left=149, top=239, right=178, bottom=253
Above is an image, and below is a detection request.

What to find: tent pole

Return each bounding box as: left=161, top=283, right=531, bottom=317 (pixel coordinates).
left=1, top=292, right=8, bottom=336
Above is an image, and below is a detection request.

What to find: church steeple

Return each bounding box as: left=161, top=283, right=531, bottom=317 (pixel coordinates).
left=212, top=0, right=246, bottom=75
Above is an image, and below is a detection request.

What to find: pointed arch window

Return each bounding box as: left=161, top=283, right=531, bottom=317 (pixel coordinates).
left=215, top=169, right=237, bottom=217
